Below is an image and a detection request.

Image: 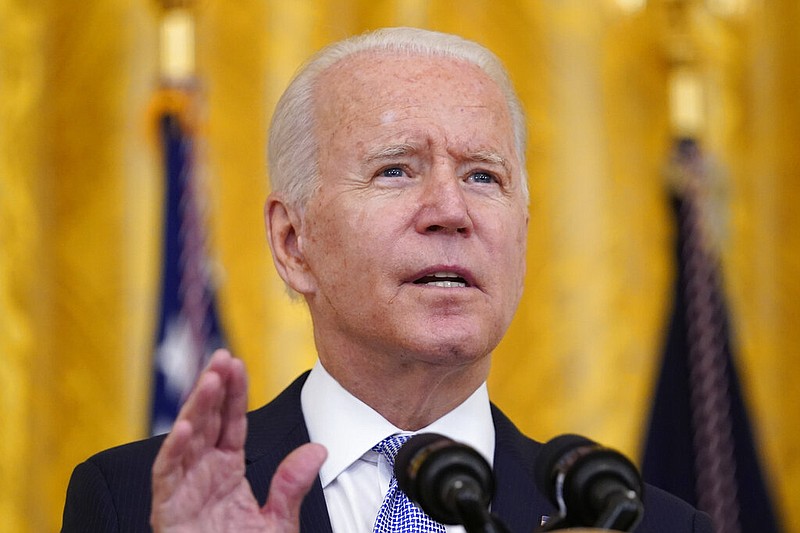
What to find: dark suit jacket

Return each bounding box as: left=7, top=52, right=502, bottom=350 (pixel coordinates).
left=62, top=372, right=711, bottom=532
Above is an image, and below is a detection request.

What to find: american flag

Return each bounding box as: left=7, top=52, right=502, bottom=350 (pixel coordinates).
left=150, top=110, right=225, bottom=435
left=641, top=138, right=781, bottom=533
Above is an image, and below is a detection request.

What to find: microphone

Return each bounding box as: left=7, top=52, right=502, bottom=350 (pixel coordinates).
left=394, top=433, right=509, bottom=533
left=534, top=434, right=644, bottom=531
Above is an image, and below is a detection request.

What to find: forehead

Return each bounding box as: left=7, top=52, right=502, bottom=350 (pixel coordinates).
left=313, top=51, right=514, bottom=154
left=319, top=50, right=499, bottom=99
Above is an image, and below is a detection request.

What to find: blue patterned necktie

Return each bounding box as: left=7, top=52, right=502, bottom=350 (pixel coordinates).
left=372, top=434, right=447, bottom=533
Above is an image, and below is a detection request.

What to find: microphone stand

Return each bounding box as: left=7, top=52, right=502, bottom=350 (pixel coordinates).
left=450, top=482, right=511, bottom=533
left=534, top=489, right=643, bottom=532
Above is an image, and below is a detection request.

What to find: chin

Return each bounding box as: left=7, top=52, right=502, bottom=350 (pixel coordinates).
left=402, top=331, right=496, bottom=367
left=387, top=311, right=503, bottom=363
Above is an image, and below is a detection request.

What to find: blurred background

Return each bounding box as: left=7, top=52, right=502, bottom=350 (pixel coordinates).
left=1, top=0, right=798, bottom=531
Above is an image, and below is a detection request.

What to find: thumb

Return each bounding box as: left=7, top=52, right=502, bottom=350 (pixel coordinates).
left=262, top=443, right=327, bottom=527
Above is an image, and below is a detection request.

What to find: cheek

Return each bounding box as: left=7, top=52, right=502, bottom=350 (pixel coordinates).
left=302, top=205, right=345, bottom=277
left=305, top=204, right=385, bottom=285
left=495, top=213, right=528, bottom=291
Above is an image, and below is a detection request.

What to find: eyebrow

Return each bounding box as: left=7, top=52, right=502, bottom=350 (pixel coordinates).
left=364, top=143, right=419, bottom=162
left=467, top=150, right=511, bottom=175
left=364, top=144, right=511, bottom=174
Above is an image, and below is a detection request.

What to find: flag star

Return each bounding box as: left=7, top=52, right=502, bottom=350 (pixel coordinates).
left=157, top=316, right=198, bottom=398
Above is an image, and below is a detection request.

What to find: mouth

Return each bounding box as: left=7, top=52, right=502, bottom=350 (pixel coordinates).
left=412, top=271, right=472, bottom=288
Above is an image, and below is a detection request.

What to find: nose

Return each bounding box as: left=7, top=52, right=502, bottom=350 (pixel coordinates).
left=414, top=169, right=473, bottom=236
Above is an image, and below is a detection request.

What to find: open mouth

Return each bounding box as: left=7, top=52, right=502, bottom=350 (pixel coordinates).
left=413, top=272, right=470, bottom=288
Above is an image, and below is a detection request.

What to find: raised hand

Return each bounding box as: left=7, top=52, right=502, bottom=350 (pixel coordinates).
left=150, top=349, right=326, bottom=532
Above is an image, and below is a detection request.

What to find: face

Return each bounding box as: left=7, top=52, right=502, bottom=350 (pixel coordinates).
left=294, top=52, right=528, bottom=370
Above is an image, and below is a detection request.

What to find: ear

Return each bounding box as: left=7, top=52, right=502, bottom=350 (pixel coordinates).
left=264, top=194, right=317, bottom=295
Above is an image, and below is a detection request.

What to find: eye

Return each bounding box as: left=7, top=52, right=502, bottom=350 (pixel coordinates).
left=466, top=171, right=497, bottom=185
left=379, top=167, right=407, bottom=178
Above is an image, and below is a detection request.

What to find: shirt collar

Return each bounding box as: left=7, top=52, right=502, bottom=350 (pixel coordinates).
left=301, top=360, right=495, bottom=488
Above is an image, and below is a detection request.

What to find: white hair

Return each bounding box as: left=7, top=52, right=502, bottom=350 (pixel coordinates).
left=267, top=27, right=528, bottom=208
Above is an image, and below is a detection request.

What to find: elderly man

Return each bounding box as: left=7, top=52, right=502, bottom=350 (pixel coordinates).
left=63, top=28, right=710, bottom=532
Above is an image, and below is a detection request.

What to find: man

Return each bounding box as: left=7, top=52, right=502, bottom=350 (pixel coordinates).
left=63, top=27, right=711, bottom=532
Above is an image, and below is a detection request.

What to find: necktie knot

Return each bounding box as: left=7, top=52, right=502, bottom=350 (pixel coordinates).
left=372, top=434, right=412, bottom=468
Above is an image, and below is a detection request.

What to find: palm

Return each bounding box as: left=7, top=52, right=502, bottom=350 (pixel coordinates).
left=150, top=350, right=326, bottom=533
left=154, top=448, right=264, bottom=531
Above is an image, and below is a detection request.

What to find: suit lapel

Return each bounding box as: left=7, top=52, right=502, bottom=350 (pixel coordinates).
left=243, top=372, right=334, bottom=533
left=490, top=404, right=554, bottom=532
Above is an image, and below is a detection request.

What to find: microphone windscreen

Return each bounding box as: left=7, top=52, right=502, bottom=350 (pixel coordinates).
left=394, top=433, right=494, bottom=525
left=534, top=433, right=645, bottom=531
left=533, top=433, right=596, bottom=502
left=395, top=433, right=452, bottom=501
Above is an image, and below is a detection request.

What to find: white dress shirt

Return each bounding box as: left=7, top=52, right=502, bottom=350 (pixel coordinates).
left=301, top=360, right=496, bottom=533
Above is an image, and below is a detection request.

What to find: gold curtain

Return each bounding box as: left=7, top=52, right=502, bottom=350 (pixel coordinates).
left=1, top=1, right=798, bottom=531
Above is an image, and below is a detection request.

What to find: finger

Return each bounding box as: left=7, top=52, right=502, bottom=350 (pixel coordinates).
left=180, top=370, right=226, bottom=466
left=152, top=419, right=192, bottom=498
left=196, top=349, right=247, bottom=451
left=262, top=443, right=327, bottom=525
left=179, top=350, right=230, bottom=435
left=217, top=355, right=249, bottom=451
left=174, top=351, right=242, bottom=467
left=205, top=348, right=233, bottom=374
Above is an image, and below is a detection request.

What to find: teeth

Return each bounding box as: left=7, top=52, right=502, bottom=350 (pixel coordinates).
left=428, top=280, right=466, bottom=288
left=413, top=271, right=469, bottom=287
